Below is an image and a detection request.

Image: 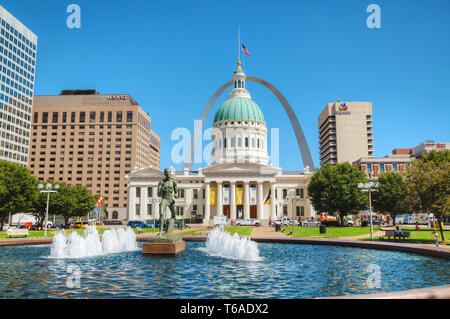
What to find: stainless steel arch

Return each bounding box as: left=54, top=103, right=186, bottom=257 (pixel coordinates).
left=183, top=77, right=315, bottom=171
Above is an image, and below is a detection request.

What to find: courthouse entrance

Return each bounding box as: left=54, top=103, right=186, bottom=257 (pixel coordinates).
left=250, top=206, right=257, bottom=218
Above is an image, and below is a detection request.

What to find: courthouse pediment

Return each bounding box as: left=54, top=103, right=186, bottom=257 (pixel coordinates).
left=126, top=166, right=164, bottom=178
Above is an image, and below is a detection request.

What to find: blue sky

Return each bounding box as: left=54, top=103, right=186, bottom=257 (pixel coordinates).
left=3, top=0, right=450, bottom=171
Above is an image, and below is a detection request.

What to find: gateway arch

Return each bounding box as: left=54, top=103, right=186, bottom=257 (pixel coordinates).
left=183, top=77, right=315, bottom=171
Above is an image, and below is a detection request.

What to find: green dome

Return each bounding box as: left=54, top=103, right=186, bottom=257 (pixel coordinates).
left=214, top=97, right=265, bottom=123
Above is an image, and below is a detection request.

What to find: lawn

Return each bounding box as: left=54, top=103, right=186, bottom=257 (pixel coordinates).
left=180, top=228, right=210, bottom=236
left=224, top=226, right=253, bottom=237
left=0, top=226, right=159, bottom=239
left=372, top=228, right=450, bottom=245
left=282, top=226, right=382, bottom=239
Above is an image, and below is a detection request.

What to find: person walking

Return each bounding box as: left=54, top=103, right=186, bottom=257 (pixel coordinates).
left=433, top=230, right=439, bottom=247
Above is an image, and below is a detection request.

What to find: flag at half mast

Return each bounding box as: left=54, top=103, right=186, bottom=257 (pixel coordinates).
left=242, top=44, right=250, bottom=56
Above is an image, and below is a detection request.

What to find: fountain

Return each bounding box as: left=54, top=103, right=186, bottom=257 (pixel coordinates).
left=199, top=227, right=262, bottom=262
left=49, top=226, right=138, bottom=259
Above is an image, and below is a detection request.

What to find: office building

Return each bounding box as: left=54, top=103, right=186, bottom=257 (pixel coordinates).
left=29, top=90, right=160, bottom=220
left=0, top=5, right=37, bottom=166
left=318, top=101, right=373, bottom=166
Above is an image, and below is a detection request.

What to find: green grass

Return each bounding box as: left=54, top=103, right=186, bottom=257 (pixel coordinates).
left=181, top=228, right=210, bottom=236
left=224, top=226, right=253, bottom=237
left=0, top=226, right=159, bottom=239
left=282, top=226, right=382, bottom=239
left=371, top=228, right=450, bottom=245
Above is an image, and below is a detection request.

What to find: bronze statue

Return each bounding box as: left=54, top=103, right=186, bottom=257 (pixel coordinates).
left=157, top=168, right=178, bottom=237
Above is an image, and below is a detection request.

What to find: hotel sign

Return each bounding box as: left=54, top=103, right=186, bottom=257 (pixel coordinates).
left=336, top=102, right=351, bottom=115
left=107, top=95, right=127, bottom=101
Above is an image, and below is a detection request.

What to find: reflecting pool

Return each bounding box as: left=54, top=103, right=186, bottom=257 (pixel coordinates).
left=0, top=242, right=449, bottom=298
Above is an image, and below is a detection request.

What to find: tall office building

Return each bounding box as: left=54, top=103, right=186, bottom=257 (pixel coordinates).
left=0, top=5, right=37, bottom=166
left=318, top=101, right=373, bottom=166
left=29, top=90, right=161, bottom=220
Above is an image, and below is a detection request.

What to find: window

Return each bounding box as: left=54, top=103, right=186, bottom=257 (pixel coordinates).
left=62, top=112, right=67, bottom=123
left=367, top=163, right=372, bottom=173
left=42, top=112, right=48, bottom=123
left=89, top=112, right=95, bottom=123
left=380, top=164, right=385, bottom=173
left=193, top=189, right=198, bottom=199
left=116, top=111, right=122, bottom=122
left=178, top=188, right=185, bottom=198
left=283, top=205, right=288, bottom=216
left=108, top=111, right=112, bottom=122
left=79, top=112, right=85, bottom=122
left=393, top=163, right=398, bottom=172
left=71, top=112, right=76, bottom=122
left=283, top=189, right=287, bottom=199
left=52, top=112, right=58, bottom=123
left=100, top=111, right=104, bottom=122
left=127, top=111, right=133, bottom=122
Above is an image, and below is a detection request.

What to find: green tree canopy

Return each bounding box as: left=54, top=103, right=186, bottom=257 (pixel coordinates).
left=372, top=172, right=411, bottom=226
left=307, top=162, right=368, bottom=225
left=405, top=150, right=450, bottom=240
left=0, top=160, right=38, bottom=229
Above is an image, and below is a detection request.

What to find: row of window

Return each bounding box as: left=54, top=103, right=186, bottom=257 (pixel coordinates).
left=36, top=111, right=134, bottom=124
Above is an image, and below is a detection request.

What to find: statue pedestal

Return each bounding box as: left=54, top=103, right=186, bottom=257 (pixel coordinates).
left=142, top=233, right=185, bottom=256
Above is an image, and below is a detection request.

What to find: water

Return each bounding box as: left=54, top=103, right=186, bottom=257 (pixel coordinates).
left=198, top=228, right=262, bottom=261
left=0, top=240, right=449, bottom=298
left=49, top=226, right=138, bottom=259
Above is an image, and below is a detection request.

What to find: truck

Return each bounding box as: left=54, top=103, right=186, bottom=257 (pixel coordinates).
left=10, top=213, right=53, bottom=228
left=213, top=216, right=229, bottom=227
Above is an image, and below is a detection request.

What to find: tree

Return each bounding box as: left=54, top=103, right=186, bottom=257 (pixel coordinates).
left=372, top=172, right=411, bottom=226
left=307, top=162, right=368, bottom=226
left=56, top=184, right=97, bottom=225
left=0, top=160, right=39, bottom=230
left=405, top=150, right=450, bottom=240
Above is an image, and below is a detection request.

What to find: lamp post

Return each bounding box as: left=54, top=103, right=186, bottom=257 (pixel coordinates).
left=358, top=182, right=379, bottom=239
left=150, top=197, right=161, bottom=230
left=286, top=195, right=301, bottom=236
left=38, top=182, right=60, bottom=237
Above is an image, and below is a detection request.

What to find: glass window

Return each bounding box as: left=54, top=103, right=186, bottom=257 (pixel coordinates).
left=116, top=111, right=122, bottom=122
left=108, top=111, right=112, bottom=122
left=42, top=112, right=48, bottom=123
left=127, top=111, right=133, bottom=122
left=71, top=112, right=76, bottom=122
left=393, top=163, right=398, bottom=172
left=79, top=112, right=85, bottom=122
left=62, top=112, right=67, bottom=123
left=100, top=111, right=104, bottom=122
left=52, top=112, right=58, bottom=123
left=90, top=112, right=95, bottom=123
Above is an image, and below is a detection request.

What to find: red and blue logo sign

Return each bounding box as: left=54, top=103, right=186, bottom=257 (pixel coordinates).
left=339, top=103, right=348, bottom=111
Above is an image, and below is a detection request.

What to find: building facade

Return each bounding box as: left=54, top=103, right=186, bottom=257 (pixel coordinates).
left=353, top=141, right=450, bottom=179
left=127, top=62, right=315, bottom=225
left=318, top=101, right=373, bottom=166
left=29, top=90, right=160, bottom=220
left=0, top=5, right=37, bottom=166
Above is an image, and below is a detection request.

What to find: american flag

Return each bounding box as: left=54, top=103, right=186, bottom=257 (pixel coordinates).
left=242, top=44, right=250, bottom=56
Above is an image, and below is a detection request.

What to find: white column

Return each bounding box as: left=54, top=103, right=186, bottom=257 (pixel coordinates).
left=128, top=186, right=136, bottom=220
left=257, top=182, right=263, bottom=220
left=140, top=186, right=148, bottom=220
left=244, top=182, right=250, bottom=220
left=204, top=183, right=210, bottom=225
left=217, top=182, right=223, bottom=216
left=230, top=182, right=236, bottom=220
left=270, top=183, right=276, bottom=221
left=152, top=186, right=159, bottom=219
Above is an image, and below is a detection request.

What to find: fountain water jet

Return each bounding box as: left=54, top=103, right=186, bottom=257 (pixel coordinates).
left=50, top=226, right=138, bottom=259
left=199, top=227, right=262, bottom=261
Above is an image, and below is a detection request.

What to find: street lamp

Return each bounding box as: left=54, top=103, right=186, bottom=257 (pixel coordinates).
left=38, top=182, right=60, bottom=237
left=149, top=197, right=161, bottom=230
left=286, top=195, right=301, bottom=236
left=358, top=181, right=379, bottom=239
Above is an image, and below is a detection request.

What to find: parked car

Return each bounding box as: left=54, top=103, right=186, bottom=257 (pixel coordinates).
left=271, top=219, right=282, bottom=225
left=302, top=219, right=321, bottom=227
left=344, top=219, right=354, bottom=227
left=127, top=220, right=151, bottom=228
left=73, top=221, right=99, bottom=229
left=236, top=219, right=261, bottom=227
left=281, top=217, right=299, bottom=226
left=104, top=219, right=123, bottom=226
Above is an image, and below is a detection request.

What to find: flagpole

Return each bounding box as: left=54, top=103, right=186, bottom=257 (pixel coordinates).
left=238, top=25, right=241, bottom=62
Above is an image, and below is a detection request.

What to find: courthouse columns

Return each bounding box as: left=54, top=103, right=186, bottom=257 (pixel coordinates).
left=204, top=183, right=210, bottom=225
left=140, top=186, right=148, bottom=219
left=217, top=182, right=223, bottom=216
left=152, top=186, right=159, bottom=219
left=244, top=182, right=250, bottom=220
left=128, top=186, right=136, bottom=220
left=270, top=183, right=276, bottom=221
left=230, top=182, right=236, bottom=220
left=257, top=182, right=263, bottom=220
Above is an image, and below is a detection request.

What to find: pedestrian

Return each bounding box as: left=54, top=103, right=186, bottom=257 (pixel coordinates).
left=415, top=223, right=420, bottom=231
left=434, top=230, right=439, bottom=247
